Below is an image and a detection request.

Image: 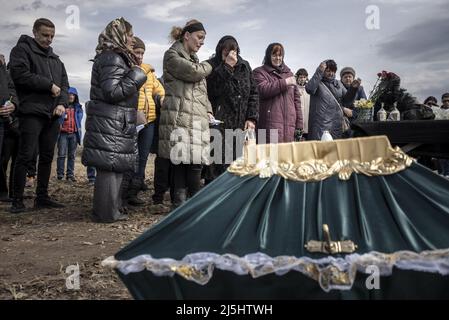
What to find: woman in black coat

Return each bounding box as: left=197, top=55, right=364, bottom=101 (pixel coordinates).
left=82, top=18, right=146, bottom=223
left=205, top=36, right=259, bottom=182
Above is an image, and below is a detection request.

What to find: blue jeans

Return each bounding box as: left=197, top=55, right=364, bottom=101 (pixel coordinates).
left=57, top=133, right=78, bottom=178
left=136, top=123, right=155, bottom=179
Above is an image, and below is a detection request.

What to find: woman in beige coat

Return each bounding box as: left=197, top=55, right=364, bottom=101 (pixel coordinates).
left=158, top=19, right=213, bottom=208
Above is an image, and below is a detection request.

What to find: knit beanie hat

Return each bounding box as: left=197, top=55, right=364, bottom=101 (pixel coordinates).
left=340, top=66, right=356, bottom=78
left=134, top=36, right=146, bottom=51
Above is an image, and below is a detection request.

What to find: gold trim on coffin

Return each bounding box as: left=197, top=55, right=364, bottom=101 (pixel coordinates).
left=228, top=136, right=414, bottom=182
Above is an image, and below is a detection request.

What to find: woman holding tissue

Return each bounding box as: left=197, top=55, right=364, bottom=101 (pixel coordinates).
left=205, top=35, right=259, bottom=182
left=158, top=19, right=213, bottom=208
left=253, top=43, right=303, bottom=143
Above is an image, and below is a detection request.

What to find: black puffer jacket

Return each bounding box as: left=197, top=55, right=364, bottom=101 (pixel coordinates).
left=207, top=36, right=259, bottom=130
left=81, top=50, right=147, bottom=173
left=9, top=35, right=69, bottom=118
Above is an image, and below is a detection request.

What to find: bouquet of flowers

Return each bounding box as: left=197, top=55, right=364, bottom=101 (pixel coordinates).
left=355, top=99, right=374, bottom=109
left=354, top=99, right=374, bottom=122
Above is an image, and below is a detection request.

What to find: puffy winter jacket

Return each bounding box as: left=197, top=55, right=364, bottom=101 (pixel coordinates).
left=9, top=35, right=69, bottom=118
left=137, top=63, right=165, bottom=124
left=158, top=41, right=212, bottom=164
left=0, top=64, right=19, bottom=124
left=81, top=50, right=147, bottom=172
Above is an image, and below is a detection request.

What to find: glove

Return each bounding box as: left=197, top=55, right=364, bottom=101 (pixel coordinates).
left=294, top=128, right=304, bottom=142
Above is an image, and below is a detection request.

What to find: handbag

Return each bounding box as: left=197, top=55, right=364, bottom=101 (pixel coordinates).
left=320, top=82, right=351, bottom=132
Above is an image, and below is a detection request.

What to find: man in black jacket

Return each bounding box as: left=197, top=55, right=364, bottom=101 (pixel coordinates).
left=9, top=18, right=69, bottom=213
left=0, top=54, right=18, bottom=182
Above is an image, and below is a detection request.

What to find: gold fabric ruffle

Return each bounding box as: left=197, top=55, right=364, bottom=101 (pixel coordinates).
left=228, top=136, right=413, bottom=182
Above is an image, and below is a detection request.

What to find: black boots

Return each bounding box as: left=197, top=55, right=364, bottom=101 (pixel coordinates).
left=10, top=199, right=26, bottom=214
left=126, top=176, right=145, bottom=206
left=34, top=197, right=65, bottom=209
left=172, top=188, right=187, bottom=209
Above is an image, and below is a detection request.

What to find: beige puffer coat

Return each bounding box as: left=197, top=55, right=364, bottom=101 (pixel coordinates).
left=158, top=40, right=213, bottom=164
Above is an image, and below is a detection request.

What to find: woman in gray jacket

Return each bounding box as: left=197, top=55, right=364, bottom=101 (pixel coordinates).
left=158, top=19, right=213, bottom=208
left=306, top=60, right=359, bottom=140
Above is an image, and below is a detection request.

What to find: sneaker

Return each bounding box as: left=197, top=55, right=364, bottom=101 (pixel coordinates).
left=34, top=197, right=65, bottom=209
left=67, top=176, right=77, bottom=182
left=10, top=200, right=27, bottom=214
left=26, top=176, right=35, bottom=187
left=57, top=176, right=63, bottom=181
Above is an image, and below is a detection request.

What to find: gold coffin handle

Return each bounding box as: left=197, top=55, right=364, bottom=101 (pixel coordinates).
left=305, top=224, right=358, bottom=254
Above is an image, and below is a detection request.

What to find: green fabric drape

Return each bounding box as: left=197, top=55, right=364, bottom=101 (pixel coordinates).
left=114, top=163, right=449, bottom=299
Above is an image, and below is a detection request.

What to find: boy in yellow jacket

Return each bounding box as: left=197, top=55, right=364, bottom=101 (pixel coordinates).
left=125, top=37, right=165, bottom=206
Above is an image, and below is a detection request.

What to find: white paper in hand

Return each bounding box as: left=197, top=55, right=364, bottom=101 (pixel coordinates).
left=209, top=119, right=224, bottom=126
left=136, top=124, right=145, bottom=133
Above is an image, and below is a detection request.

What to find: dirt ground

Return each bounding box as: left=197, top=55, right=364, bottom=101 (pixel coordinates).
left=0, top=154, right=168, bottom=300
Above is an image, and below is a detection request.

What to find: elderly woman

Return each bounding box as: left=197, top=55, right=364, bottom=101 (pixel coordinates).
left=253, top=43, right=302, bottom=143
left=205, top=35, right=259, bottom=182
left=158, top=19, right=213, bottom=208
left=82, top=18, right=147, bottom=223
left=306, top=60, right=359, bottom=140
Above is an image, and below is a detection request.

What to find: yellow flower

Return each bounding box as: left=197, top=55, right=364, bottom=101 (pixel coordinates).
left=355, top=99, right=374, bottom=109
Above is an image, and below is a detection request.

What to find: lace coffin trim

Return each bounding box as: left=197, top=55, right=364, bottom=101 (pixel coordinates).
left=102, top=249, right=449, bottom=292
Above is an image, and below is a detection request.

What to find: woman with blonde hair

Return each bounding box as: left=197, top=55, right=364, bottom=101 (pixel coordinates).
left=158, top=19, right=213, bottom=208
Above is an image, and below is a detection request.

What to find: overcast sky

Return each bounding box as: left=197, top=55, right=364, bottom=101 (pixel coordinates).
left=1, top=0, right=448, bottom=104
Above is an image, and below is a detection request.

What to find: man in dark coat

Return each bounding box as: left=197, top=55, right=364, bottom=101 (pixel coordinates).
left=9, top=18, right=69, bottom=213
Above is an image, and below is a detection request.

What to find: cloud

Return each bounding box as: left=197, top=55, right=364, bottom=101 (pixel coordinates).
left=143, top=0, right=191, bottom=23
left=0, top=23, right=28, bottom=30
left=377, top=18, right=449, bottom=63
left=142, top=0, right=250, bottom=22
left=237, top=19, right=265, bottom=31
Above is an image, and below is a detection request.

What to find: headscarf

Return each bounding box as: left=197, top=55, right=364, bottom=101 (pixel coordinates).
left=95, top=17, right=138, bottom=66
left=209, top=35, right=241, bottom=69
left=263, top=43, right=285, bottom=72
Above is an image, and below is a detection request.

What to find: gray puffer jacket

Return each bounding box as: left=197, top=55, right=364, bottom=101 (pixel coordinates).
left=82, top=50, right=147, bottom=172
